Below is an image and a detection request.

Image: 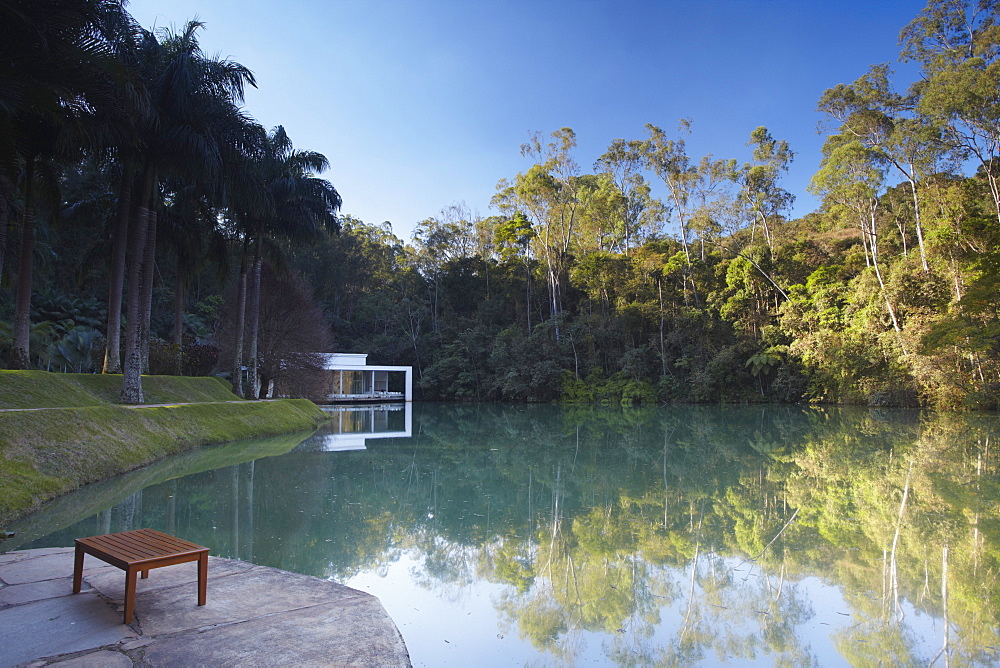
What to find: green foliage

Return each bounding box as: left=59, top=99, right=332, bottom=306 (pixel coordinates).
left=48, top=327, right=102, bottom=373
left=3, top=0, right=1000, bottom=410
left=561, top=371, right=657, bottom=405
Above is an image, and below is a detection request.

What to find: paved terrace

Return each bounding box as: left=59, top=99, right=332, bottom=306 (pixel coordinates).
left=0, top=547, right=410, bottom=667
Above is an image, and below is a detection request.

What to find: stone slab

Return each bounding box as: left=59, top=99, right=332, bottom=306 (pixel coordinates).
left=0, top=576, right=90, bottom=607
left=84, top=555, right=253, bottom=603
left=0, top=547, right=70, bottom=565
left=0, top=549, right=116, bottom=586
left=143, top=596, right=408, bottom=667
left=136, top=560, right=369, bottom=636
left=49, top=649, right=132, bottom=667
left=0, top=593, right=129, bottom=666
left=0, top=552, right=410, bottom=667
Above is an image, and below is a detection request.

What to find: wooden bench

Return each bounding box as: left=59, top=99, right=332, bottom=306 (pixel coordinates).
left=72, top=528, right=209, bottom=624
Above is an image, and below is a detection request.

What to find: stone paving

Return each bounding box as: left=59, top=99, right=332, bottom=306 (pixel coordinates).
left=0, top=547, right=410, bottom=667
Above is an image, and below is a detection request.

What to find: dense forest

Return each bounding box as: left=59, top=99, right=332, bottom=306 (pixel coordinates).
left=2, top=0, right=999, bottom=408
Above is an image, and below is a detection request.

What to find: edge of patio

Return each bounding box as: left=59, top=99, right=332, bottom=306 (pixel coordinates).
left=0, top=547, right=411, bottom=667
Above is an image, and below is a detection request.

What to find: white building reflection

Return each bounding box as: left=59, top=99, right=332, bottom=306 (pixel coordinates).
left=315, top=403, right=412, bottom=451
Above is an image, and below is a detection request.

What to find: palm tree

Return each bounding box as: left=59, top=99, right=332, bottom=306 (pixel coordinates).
left=117, top=20, right=257, bottom=402
left=1, top=0, right=131, bottom=369
left=229, top=125, right=341, bottom=398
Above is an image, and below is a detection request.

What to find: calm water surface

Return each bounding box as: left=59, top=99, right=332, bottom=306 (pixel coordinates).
left=10, top=403, right=1000, bottom=666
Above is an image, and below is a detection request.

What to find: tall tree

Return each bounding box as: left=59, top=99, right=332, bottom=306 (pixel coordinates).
left=810, top=137, right=902, bottom=334
left=494, top=128, right=582, bottom=331
left=737, top=126, right=795, bottom=256
left=119, top=20, right=257, bottom=402
left=1, top=0, right=128, bottom=369
left=641, top=121, right=734, bottom=306
left=902, top=0, right=1000, bottom=225
left=233, top=125, right=340, bottom=399
left=595, top=139, right=661, bottom=255
left=818, top=65, right=937, bottom=271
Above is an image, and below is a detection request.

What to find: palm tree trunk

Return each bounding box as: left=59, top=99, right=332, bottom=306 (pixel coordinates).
left=173, top=258, right=186, bottom=374
left=0, top=210, right=8, bottom=285
left=9, top=160, right=36, bottom=370
left=244, top=232, right=263, bottom=399
left=121, top=166, right=154, bottom=404
left=231, top=241, right=248, bottom=397
left=173, top=258, right=186, bottom=346
left=103, top=167, right=133, bottom=374
left=139, top=207, right=157, bottom=372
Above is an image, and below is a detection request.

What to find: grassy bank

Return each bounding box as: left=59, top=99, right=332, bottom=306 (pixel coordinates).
left=0, top=371, right=328, bottom=525
left=4, top=430, right=313, bottom=549
left=0, top=371, right=241, bottom=408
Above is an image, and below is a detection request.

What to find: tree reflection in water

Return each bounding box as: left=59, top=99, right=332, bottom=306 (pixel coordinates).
left=14, top=403, right=1000, bottom=665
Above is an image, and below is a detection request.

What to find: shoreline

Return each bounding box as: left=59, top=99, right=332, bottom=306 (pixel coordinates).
left=0, top=372, right=329, bottom=526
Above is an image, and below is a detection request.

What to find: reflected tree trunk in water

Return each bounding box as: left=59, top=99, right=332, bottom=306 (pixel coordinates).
left=930, top=545, right=950, bottom=667
left=680, top=500, right=705, bottom=641
left=121, top=490, right=141, bottom=532
left=245, top=461, right=255, bottom=562
left=231, top=466, right=240, bottom=559
left=98, top=508, right=111, bottom=535
left=166, top=480, right=176, bottom=536
left=942, top=545, right=949, bottom=668
left=544, top=463, right=562, bottom=577
left=889, top=461, right=912, bottom=622
left=662, top=437, right=670, bottom=529
left=772, top=563, right=786, bottom=604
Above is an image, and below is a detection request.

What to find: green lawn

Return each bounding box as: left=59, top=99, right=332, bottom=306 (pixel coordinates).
left=0, top=371, right=242, bottom=408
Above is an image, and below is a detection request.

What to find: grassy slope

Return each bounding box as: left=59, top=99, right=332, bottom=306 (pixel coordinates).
left=5, top=431, right=312, bottom=549
left=0, top=371, right=328, bottom=525
left=0, top=371, right=240, bottom=408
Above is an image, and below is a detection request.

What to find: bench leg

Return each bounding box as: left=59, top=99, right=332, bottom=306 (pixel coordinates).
left=197, top=552, right=207, bottom=606
left=124, top=567, right=138, bottom=624
left=141, top=569, right=149, bottom=579
left=72, top=544, right=84, bottom=594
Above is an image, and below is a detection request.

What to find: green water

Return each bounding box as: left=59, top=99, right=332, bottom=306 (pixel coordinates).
left=10, top=403, right=1000, bottom=666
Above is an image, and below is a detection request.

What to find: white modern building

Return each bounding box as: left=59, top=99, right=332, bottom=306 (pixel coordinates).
left=321, top=353, right=413, bottom=402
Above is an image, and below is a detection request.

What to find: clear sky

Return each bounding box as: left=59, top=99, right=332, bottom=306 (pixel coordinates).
left=125, top=0, right=925, bottom=242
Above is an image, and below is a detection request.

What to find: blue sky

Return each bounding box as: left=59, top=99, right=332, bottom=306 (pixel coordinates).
left=126, top=0, right=925, bottom=242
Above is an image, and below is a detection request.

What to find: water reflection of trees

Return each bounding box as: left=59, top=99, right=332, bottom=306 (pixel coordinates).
left=23, top=403, right=1000, bottom=665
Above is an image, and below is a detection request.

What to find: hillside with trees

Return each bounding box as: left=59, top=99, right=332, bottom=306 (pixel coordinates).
left=2, top=0, right=999, bottom=409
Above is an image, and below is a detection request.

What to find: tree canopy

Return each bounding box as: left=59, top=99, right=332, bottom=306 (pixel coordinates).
left=2, top=0, right=1000, bottom=410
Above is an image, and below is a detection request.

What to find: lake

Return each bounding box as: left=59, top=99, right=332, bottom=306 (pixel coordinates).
left=8, top=402, right=1000, bottom=666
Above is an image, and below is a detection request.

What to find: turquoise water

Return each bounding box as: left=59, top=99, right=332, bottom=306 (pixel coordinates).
left=10, top=403, right=1000, bottom=666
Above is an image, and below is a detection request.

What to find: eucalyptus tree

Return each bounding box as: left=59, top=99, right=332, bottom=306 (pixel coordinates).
left=118, top=20, right=257, bottom=403
left=818, top=66, right=937, bottom=271
left=810, top=136, right=902, bottom=334
left=689, top=153, right=738, bottom=260
left=493, top=128, right=582, bottom=329
left=492, top=211, right=535, bottom=333
left=641, top=122, right=697, bottom=268
left=595, top=139, right=662, bottom=255
left=229, top=125, right=340, bottom=399
left=641, top=121, right=734, bottom=307
left=412, top=209, right=477, bottom=335
left=901, top=0, right=1000, bottom=225
left=737, top=127, right=794, bottom=256
left=1, top=0, right=131, bottom=369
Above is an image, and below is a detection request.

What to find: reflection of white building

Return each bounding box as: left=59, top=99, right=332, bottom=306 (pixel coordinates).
left=317, top=403, right=412, bottom=451
left=321, top=353, right=413, bottom=402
